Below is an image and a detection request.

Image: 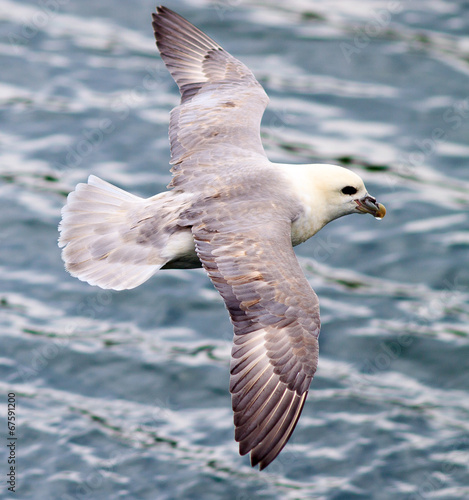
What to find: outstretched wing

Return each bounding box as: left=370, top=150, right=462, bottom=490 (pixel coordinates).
left=153, top=7, right=320, bottom=469
left=186, top=200, right=320, bottom=470
left=152, top=7, right=269, bottom=189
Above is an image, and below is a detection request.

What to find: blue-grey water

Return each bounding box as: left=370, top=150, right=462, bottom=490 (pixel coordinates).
left=1, top=0, right=469, bottom=498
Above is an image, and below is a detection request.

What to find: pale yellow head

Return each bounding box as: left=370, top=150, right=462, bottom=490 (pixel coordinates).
left=277, top=163, right=386, bottom=245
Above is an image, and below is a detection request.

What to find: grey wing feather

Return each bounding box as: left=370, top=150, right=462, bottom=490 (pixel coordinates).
left=152, top=7, right=269, bottom=187
left=190, top=205, right=320, bottom=470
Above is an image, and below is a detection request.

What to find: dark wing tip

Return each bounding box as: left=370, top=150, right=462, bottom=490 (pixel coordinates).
left=253, top=391, right=308, bottom=470
left=152, top=5, right=213, bottom=42
left=151, top=4, right=240, bottom=107
left=151, top=6, right=184, bottom=40
left=154, top=5, right=179, bottom=19
left=244, top=391, right=308, bottom=470
left=152, top=6, right=177, bottom=37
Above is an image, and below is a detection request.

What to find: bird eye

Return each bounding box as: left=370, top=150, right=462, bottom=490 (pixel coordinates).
left=341, top=186, right=357, bottom=195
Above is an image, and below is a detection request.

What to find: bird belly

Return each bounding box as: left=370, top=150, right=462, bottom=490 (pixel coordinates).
left=161, top=229, right=201, bottom=269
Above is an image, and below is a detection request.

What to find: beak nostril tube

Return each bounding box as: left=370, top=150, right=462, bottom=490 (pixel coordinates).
left=355, top=195, right=386, bottom=219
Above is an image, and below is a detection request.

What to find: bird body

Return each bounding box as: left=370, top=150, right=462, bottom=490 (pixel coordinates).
left=59, top=6, right=385, bottom=469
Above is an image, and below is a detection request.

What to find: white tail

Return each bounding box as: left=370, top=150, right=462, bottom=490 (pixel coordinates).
left=59, top=175, right=168, bottom=290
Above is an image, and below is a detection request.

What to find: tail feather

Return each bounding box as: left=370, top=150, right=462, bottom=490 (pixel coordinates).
left=59, top=175, right=168, bottom=290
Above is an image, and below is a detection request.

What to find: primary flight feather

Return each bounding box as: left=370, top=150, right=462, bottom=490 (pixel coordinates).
left=58, top=6, right=386, bottom=470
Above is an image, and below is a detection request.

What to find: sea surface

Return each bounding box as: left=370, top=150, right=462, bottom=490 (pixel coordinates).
left=1, top=1, right=469, bottom=499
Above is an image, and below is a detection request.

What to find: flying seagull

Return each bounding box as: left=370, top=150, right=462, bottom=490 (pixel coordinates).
left=59, top=6, right=386, bottom=470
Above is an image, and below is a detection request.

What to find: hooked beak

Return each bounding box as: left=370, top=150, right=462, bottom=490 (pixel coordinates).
left=355, top=194, right=386, bottom=219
